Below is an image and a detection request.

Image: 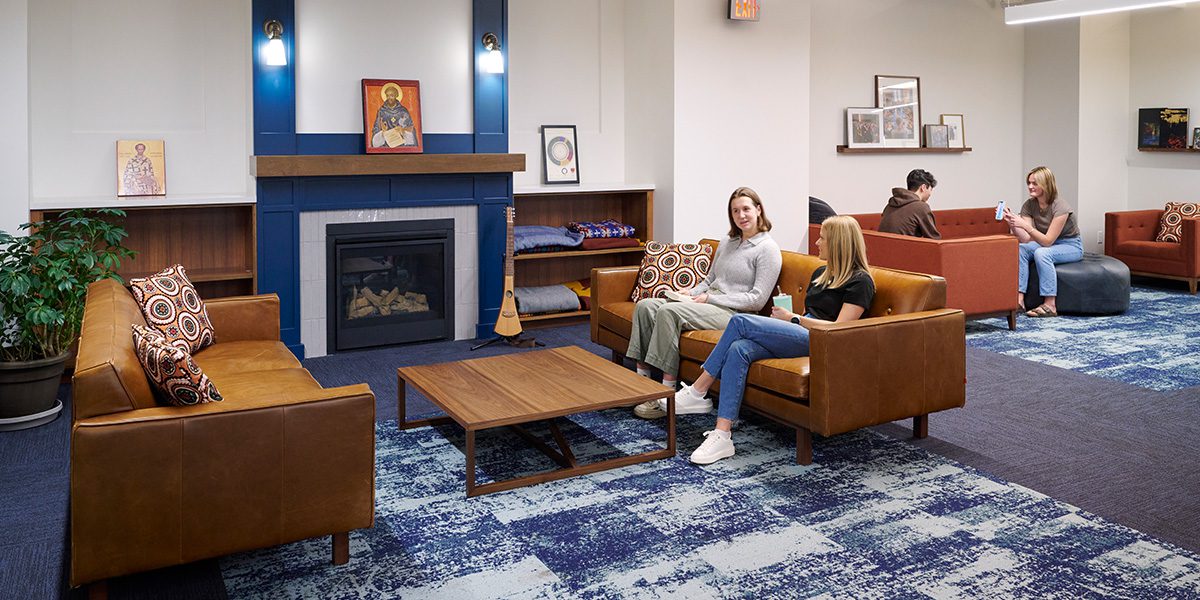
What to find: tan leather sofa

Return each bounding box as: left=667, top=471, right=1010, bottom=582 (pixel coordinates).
left=71, top=279, right=376, bottom=595
left=592, top=247, right=966, bottom=464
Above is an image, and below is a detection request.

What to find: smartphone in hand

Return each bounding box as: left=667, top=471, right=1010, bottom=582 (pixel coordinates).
left=994, top=200, right=1006, bottom=221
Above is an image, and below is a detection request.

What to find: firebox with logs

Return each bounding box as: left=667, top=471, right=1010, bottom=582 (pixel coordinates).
left=346, top=286, right=430, bottom=319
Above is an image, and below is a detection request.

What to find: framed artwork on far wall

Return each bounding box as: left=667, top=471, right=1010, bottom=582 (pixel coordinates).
left=362, top=79, right=423, bottom=154
left=940, top=114, right=965, bottom=148
left=875, top=75, right=921, bottom=148
left=924, top=124, right=950, bottom=149
left=846, top=108, right=884, bottom=148
left=116, top=139, right=166, bottom=197
left=1193, top=127, right=1200, bottom=149
left=541, top=125, right=580, bottom=184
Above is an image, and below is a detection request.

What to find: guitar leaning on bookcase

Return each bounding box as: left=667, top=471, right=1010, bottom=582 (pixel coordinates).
left=471, top=206, right=545, bottom=350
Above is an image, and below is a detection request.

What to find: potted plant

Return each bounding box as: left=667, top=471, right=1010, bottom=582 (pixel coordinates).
left=0, top=209, right=135, bottom=430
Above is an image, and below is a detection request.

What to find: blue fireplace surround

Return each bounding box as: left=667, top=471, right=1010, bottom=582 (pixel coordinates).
left=252, top=0, right=511, bottom=358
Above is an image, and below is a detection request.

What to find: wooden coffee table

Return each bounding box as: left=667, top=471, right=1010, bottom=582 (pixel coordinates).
left=398, top=346, right=675, bottom=497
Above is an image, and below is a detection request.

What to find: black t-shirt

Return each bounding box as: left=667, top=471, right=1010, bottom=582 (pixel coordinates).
left=803, top=266, right=875, bottom=321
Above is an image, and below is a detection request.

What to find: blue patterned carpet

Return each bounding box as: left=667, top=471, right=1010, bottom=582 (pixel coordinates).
left=967, top=286, right=1200, bottom=391
left=221, top=410, right=1200, bottom=599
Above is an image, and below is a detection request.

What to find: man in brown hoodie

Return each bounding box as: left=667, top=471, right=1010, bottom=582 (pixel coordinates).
left=879, top=169, right=941, bottom=239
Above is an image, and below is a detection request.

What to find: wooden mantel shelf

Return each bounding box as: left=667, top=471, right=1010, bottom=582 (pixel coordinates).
left=251, top=153, right=526, bottom=177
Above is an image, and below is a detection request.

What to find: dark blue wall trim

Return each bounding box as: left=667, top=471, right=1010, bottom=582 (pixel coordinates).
left=252, top=0, right=510, bottom=356
left=295, top=133, right=475, bottom=156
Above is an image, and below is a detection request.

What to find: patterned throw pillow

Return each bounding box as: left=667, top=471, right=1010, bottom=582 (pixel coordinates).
left=131, top=325, right=222, bottom=406
left=630, top=241, right=714, bottom=302
left=128, top=265, right=215, bottom=353
left=1155, top=202, right=1200, bottom=243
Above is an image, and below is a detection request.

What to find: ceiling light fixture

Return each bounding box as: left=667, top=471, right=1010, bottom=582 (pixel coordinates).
left=1005, top=0, right=1200, bottom=25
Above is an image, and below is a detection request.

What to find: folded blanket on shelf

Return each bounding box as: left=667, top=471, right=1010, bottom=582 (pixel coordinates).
left=515, top=285, right=581, bottom=314
left=513, top=225, right=584, bottom=252
left=564, top=278, right=592, bottom=310
left=580, top=237, right=641, bottom=251
left=567, top=219, right=636, bottom=239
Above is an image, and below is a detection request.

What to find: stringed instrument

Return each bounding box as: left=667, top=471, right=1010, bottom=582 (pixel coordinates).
left=494, top=206, right=523, bottom=337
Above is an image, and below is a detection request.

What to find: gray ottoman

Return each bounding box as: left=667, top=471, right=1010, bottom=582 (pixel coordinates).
left=1025, top=252, right=1130, bottom=315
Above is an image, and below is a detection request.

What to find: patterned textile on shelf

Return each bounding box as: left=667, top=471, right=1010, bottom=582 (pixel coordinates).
left=131, top=324, right=222, bottom=406
left=568, top=219, right=636, bottom=239
left=630, top=241, right=713, bottom=302
left=564, top=278, right=592, bottom=311
left=128, top=264, right=215, bottom=353
left=1155, top=202, right=1200, bottom=243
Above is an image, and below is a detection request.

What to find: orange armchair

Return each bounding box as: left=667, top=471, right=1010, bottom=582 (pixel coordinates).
left=1105, top=210, right=1199, bottom=294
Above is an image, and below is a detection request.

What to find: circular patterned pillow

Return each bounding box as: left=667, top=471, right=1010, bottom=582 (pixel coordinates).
left=131, top=324, right=222, bottom=406
left=129, top=265, right=215, bottom=353
left=630, top=241, right=714, bottom=302
left=1155, top=202, right=1200, bottom=243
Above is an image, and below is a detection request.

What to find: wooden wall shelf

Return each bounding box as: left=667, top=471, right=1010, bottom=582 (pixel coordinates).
left=251, top=153, right=526, bottom=177
left=515, top=246, right=645, bottom=261
left=836, top=146, right=973, bottom=154
left=1137, top=147, right=1200, bottom=152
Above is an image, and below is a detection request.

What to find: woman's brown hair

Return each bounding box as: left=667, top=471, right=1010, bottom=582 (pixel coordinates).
left=726, top=187, right=773, bottom=238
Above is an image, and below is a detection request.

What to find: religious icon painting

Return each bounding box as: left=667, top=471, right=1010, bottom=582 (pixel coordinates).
left=541, top=125, right=580, bottom=184
left=362, top=79, right=423, bottom=154
left=116, top=139, right=166, bottom=197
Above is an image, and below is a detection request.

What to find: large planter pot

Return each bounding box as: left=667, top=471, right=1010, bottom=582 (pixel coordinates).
left=0, top=353, right=68, bottom=431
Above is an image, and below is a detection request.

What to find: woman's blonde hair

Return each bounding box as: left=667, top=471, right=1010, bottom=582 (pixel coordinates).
left=1027, top=166, right=1058, bottom=204
left=726, top=187, right=773, bottom=239
left=815, top=215, right=870, bottom=289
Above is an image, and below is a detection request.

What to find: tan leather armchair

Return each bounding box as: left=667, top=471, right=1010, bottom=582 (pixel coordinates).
left=592, top=248, right=966, bottom=464
left=71, top=279, right=376, bottom=596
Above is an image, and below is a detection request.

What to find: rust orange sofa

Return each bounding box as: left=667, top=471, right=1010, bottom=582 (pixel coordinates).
left=71, top=279, right=376, bottom=595
left=809, top=207, right=1020, bottom=329
left=1105, top=209, right=1199, bottom=294
left=592, top=247, right=966, bottom=465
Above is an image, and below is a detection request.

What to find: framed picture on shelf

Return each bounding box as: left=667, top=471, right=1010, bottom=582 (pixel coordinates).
left=1138, top=107, right=1188, bottom=149
left=924, top=125, right=950, bottom=149
left=116, top=139, right=166, bottom=197
left=541, top=125, right=580, bottom=184
left=362, top=79, right=423, bottom=154
left=940, top=113, right=965, bottom=148
left=875, top=75, right=921, bottom=147
left=846, top=108, right=884, bottom=148
left=1193, top=127, right=1200, bottom=149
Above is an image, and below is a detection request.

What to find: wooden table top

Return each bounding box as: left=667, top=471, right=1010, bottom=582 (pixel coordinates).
left=397, top=346, right=673, bottom=430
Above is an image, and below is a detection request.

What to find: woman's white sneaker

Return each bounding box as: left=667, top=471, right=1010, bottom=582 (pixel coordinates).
left=675, top=384, right=713, bottom=415
left=689, top=430, right=735, bottom=464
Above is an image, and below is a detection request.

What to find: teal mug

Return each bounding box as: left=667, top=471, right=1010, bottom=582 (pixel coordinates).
left=772, top=293, right=792, bottom=313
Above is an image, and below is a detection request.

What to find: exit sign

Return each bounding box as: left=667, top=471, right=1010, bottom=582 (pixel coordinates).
left=729, top=0, right=760, bottom=21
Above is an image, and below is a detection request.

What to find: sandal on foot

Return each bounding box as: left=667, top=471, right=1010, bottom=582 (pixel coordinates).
left=1025, top=304, right=1058, bottom=318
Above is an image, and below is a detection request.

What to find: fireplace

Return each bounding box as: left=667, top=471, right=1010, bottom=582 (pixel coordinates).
left=326, top=220, right=454, bottom=352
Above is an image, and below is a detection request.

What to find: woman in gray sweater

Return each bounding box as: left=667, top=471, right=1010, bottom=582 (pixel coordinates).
left=631, top=187, right=783, bottom=419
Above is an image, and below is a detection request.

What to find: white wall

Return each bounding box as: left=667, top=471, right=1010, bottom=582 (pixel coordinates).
left=28, top=0, right=251, bottom=202
left=1127, top=5, right=1200, bottom=210
left=1078, top=14, right=1130, bottom=253
left=1023, top=19, right=1081, bottom=224
left=295, top=0, right=472, bottom=134
left=0, top=0, right=29, bottom=235
left=623, top=0, right=675, bottom=241
left=509, top=0, right=626, bottom=187
left=673, top=0, right=810, bottom=252
left=810, top=0, right=1025, bottom=220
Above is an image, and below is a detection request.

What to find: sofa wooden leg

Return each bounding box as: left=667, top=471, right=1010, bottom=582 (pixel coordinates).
left=913, top=415, right=928, bottom=439
left=796, top=428, right=812, bottom=465
left=1190, top=279, right=1197, bottom=295
left=1006, top=309, right=1017, bottom=331
left=611, top=350, right=624, bottom=365
left=332, top=531, right=350, bottom=565
left=87, top=581, right=108, bottom=600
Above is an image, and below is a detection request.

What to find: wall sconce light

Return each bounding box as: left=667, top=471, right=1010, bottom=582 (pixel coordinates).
left=481, top=32, right=504, bottom=74
left=263, top=19, right=287, bottom=66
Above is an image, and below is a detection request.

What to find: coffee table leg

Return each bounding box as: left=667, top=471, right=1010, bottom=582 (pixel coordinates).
left=667, top=393, right=676, bottom=456
left=548, top=420, right=578, bottom=467
left=465, top=429, right=477, bottom=496
left=397, top=374, right=454, bottom=431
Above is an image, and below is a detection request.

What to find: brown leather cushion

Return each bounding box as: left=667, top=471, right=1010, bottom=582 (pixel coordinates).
left=680, top=330, right=810, bottom=398
left=1116, top=240, right=1184, bottom=260
left=193, top=341, right=302, bottom=379
left=598, top=301, right=636, bottom=338
left=867, top=267, right=941, bottom=317
left=203, top=368, right=323, bottom=403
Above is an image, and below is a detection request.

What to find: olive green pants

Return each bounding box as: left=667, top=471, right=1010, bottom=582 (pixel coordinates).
left=625, top=298, right=736, bottom=376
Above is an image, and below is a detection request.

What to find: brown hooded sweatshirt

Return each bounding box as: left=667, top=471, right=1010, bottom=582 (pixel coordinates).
left=879, top=188, right=941, bottom=239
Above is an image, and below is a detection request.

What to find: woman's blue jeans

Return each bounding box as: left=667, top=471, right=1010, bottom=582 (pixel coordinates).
left=700, top=313, right=810, bottom=422
left=1018, top=236, right=1083, bottom=297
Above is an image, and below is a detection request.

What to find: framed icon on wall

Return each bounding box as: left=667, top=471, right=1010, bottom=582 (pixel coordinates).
left=541, top=125, right=580, bottom=184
